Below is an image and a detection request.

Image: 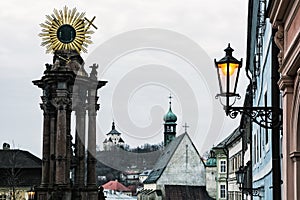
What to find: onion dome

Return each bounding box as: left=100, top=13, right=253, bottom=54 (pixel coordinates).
left=206, top=157, right=217, bottom=167
left=206, top=150, right=217, bottom=167
left=163, top=102, right=177, bottom=123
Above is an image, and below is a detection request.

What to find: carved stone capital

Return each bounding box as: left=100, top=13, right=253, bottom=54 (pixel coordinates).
left=40, top=96, right=53, bottom=114
left=51, top=97, right=71, bottom=110
left=290, top=151, right=300, bottom=162
left=278, top=75, right=294, bottom=91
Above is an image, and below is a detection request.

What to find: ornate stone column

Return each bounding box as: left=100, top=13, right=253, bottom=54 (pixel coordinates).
left=278, top=75, right=294, bottom=200
left=49, top=109, right=57, bottom=186
left=86, top=90, right=98, bottom=200
left=53, top=96, right=69, bottom=185
left=86, top=64, right=107, bottom=200
left=40, top=97, right=50, bottom=187
left=74, top=106, right=86, bottom=187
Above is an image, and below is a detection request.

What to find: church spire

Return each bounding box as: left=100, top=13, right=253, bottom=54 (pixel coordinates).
left=112, top=121, right=115, bottom=130
left=163, top=94, right=177, bottom=146
left=164, top=94, right=177, bottom=123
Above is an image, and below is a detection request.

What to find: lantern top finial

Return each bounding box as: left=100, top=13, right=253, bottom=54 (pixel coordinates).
left=224, top=43, right=234, bottom=57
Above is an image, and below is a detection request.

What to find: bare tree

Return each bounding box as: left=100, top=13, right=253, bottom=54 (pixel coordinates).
left=2, top=150, right=23, bottom=200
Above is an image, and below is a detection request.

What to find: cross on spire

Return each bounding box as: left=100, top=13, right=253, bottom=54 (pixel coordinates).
left=183, top=122, right=190, bottom=133
left=168, top=93, right=173, bottom=105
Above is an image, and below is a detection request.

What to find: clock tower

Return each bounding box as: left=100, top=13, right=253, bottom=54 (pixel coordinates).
left=33, top=7, right=107, bottom=200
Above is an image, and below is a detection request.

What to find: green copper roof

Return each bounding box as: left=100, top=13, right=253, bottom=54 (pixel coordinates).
left=163, top=105, right=177, bottom=123
left=206, top=157, right=217, bottom=167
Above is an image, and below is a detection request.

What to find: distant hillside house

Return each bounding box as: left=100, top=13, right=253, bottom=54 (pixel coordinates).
left=140, top=133, right=213, bottom=200
left=103, top=121, right=125, bottom=151
left=0, top=145, right=42, bottom=200
left=102, top=180, right=132, bottom=196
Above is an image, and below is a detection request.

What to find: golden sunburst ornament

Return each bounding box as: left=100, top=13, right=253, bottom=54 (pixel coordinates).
left=39, top=6, right=97, bottom=53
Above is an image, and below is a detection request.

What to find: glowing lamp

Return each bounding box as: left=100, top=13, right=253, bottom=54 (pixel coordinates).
left=214, top=44, right=242, bottom=108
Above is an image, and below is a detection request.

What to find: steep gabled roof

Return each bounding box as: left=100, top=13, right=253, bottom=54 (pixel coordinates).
left=144, top=133, right=205, bottom=184
left=214, top=127, right=242, bottom=149
left=143, top=134, right=186, bottom=184
left=0, top=149, right=41, bottom=168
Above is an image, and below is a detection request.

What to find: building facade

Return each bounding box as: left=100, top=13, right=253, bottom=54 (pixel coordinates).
left=205, top=151, right=217, bottom=199
left=247, top=0, right=281, bottom=199
left=213, top=146, right=227, bottom=200
left=268, top=1, right=300, bottom=199
left=213, top=128, right=244, bottom=200
left=227, top=130, right=243, bottom=200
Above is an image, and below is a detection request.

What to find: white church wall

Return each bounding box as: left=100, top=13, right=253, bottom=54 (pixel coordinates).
left=157, top=134, right=206, bottom=186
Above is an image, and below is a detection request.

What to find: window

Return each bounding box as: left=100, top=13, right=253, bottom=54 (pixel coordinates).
left=235, top=191, right=242, bottom=200
left=228, top=191, right=234, bottom=199
left=220, top=184, right=226, bottom=198
left=220, top=160, right=226, bottom=173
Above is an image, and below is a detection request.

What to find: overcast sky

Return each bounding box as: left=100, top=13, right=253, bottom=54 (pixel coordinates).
left=0, top=0, right=248, bottom=157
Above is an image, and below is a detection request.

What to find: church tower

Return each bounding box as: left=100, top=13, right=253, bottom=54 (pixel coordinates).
left=163, top=95, right=177, bottom=146
left=103, top=121, right=125, bottom=151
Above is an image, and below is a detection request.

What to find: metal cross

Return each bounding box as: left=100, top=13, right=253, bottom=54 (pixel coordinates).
left=168, top=94, right=173, bottom=104
left=183, top=123, right=190, bottom=133
left=84, top=16, right=98, bottom=30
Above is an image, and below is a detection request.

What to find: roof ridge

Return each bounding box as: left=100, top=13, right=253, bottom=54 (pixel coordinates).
left=144, top=133, right=187, bottom=184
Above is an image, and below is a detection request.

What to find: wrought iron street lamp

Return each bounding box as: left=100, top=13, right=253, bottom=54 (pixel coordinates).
left=235, top=166, right=260, bottom=196
left=235, top=167, right=245, bottom=185
left=214, top=44, right=282, bottom=129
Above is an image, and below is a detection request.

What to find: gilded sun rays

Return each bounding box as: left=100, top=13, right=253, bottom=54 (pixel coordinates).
left=39, top=6, right=96, bottom=53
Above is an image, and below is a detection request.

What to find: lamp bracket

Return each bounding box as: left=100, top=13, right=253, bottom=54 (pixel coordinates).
left=225, top=106, right=282, bottom=129
left=240, top=187, right=260, bottom=196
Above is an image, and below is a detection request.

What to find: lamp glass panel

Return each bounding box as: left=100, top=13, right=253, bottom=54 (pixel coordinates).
left=218, top=63, right=239, bottom=76
left=217, top=62, right=239, bottom=95
left=236, top=170, right=245, bottom=184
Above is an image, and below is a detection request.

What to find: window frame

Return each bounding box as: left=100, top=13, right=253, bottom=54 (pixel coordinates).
left=220, top=184, right=226, bottom=199
left=220, top=160, right=226, bottom=173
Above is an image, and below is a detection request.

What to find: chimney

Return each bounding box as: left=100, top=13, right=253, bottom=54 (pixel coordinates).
left=3, top=143, right=10, bottom=150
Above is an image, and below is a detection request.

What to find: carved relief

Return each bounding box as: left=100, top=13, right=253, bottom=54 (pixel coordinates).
left=274, top=23, right=284, bottom=68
